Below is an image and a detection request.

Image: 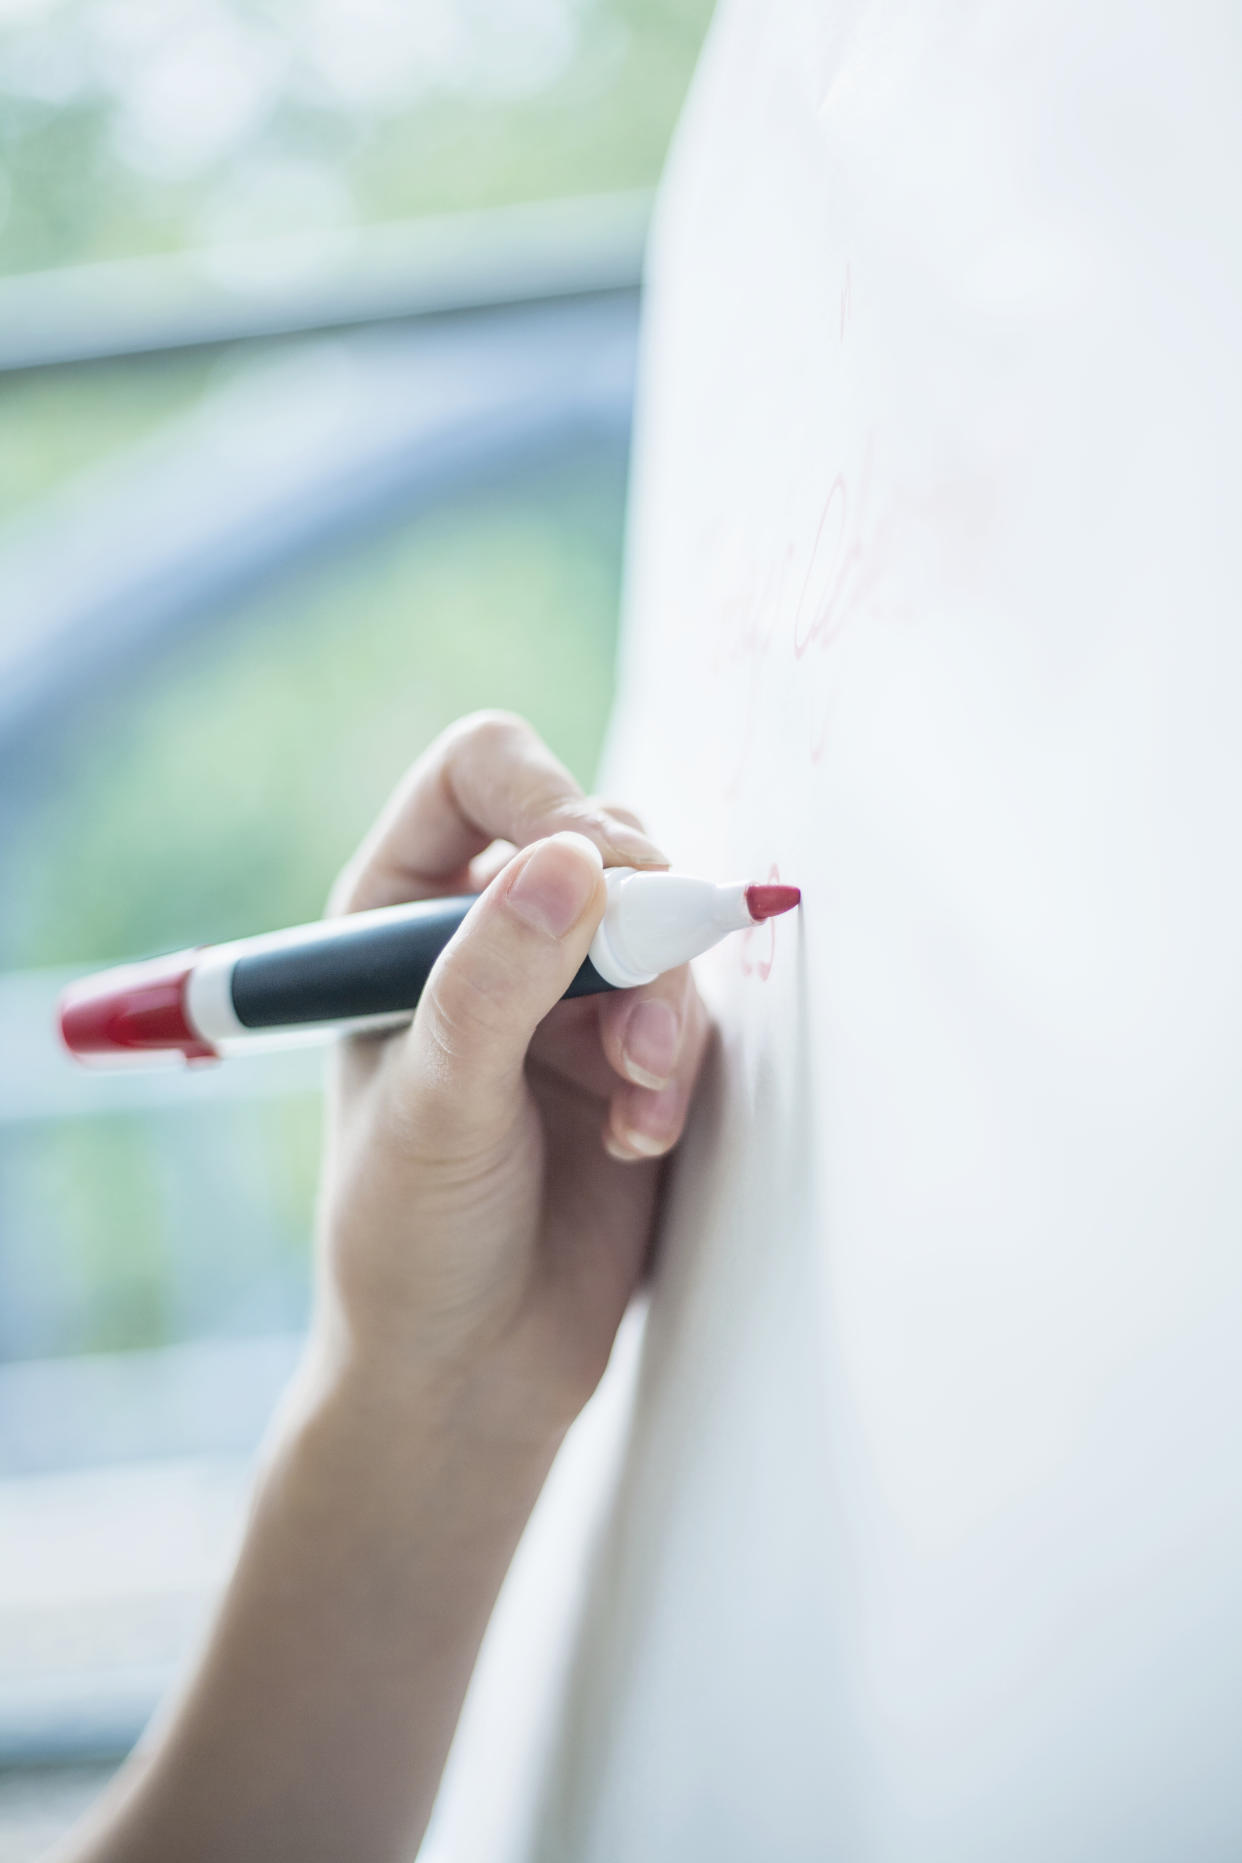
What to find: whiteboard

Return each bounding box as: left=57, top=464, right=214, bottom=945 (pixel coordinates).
left=434, top=3, right=1242, bottom=1857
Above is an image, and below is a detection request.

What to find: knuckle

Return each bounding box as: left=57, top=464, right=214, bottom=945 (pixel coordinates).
left=523, top=791, right=593, bottom=840
left=585, top=795, right=646, bottom=832
left=421, top=950, right=520, bottom=1064
left=446, top=712, right=585, bottom=841
left=452, top=708, right=533, bottom=760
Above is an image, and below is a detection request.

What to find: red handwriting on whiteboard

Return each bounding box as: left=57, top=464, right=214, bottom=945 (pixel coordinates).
left=699, top=432, right=903, bottom=795
left=791, top=433, right=907, bottom=760
left=704, top=522, right=798, bottom=802
left=792, top=435, right=889, bottom=662
left=683, top=260, right=918, bottom=791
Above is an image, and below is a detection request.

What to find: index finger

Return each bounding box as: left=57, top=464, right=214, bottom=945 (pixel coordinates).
left=329, top=711, right=668, bottom=915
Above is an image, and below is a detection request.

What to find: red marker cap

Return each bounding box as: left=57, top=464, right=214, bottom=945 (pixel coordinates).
left=59, top=951, right=216, bottom=1064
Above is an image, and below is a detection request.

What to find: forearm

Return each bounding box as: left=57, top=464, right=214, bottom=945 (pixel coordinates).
left=65, top=1350, right=561, bottom=1863
left=58, top=718, right=698, bottom=1861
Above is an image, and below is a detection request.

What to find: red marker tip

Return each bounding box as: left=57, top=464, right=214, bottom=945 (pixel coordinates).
left=744, top=883, right=802, bottom=922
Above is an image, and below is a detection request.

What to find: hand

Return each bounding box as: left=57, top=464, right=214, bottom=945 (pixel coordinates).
left=316, top=711, right=712, bottom=1440
left=61, top=711, right=713, bottom=1863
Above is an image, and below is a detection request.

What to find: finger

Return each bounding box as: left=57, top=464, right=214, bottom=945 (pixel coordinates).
left=527, top=997, right=617, bottom=1102
left=466, top=840, right=517, bottom=893
left=603, top=986, right=711, bottom=1162
left=330, top=711, right=667, bottom=915
left=603, top=1083, right=687, bottom=1162
left=589, top=799, right=648, bottom=834
left=395, top=832, right=607, bottom=1133
left=597, top=964, right=693, bottom=1091
left=529, top=963, right=707, bottom=1105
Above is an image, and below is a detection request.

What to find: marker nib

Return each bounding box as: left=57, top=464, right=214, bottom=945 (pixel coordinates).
left=745, top=883, right=802, bottom=922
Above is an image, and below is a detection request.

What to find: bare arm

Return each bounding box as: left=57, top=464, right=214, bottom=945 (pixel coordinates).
left=60, top=712, right=709, bottom=1863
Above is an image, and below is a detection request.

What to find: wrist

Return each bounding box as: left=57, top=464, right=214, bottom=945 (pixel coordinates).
left=279, top=1318, right=569, bottom=1501
left=299, top=1252, right=595, bottom=1447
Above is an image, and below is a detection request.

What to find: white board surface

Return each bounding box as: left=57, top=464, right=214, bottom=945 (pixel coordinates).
left=433, top=4, right=1242, bottom=1858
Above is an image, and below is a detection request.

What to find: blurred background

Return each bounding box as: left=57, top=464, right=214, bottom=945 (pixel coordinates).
left=0, top=0, right=712, bottom=1850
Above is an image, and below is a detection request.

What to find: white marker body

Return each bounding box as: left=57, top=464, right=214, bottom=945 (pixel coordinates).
left=587, top=868, right=755, bottom=988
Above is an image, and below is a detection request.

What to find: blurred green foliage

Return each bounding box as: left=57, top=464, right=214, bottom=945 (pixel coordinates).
left=0, top=353, right=218, bottom=522
left=0, top=1096, right=320, bottom=1356
left=7, top=445, right=626, bottom=969
left=0, top=0, right=713, bottom=277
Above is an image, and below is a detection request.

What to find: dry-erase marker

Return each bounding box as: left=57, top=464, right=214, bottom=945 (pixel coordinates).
left=58, top=869, right=801, bottom=1067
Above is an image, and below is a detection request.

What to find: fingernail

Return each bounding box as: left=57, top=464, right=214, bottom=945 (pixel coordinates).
left=621, top=1083, right=681, bottom=1155
left=622, top=998, right=681, bottom=1088
left=508, top=833, right=602, bottom=939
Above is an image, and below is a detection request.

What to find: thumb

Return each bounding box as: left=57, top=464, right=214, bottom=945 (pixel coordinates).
left=398, top=832, right=606, bottom=1134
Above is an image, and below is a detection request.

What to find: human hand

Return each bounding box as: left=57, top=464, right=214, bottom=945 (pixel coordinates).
left=59, top=712, right=711, bottom=1863
left=315, top=711, right=711, bottom=1441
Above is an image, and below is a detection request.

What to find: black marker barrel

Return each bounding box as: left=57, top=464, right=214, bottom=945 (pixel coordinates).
left=229, top=896, right=611, bottom=1031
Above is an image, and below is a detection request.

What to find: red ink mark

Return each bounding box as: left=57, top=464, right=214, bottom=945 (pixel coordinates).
left=739, top=866, right=786, bottom=982
left=792, top=474, right=848, bottom=658
left=787, top=434, right=904, bottom=762
left=711, top=528, right=799, bottom=801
